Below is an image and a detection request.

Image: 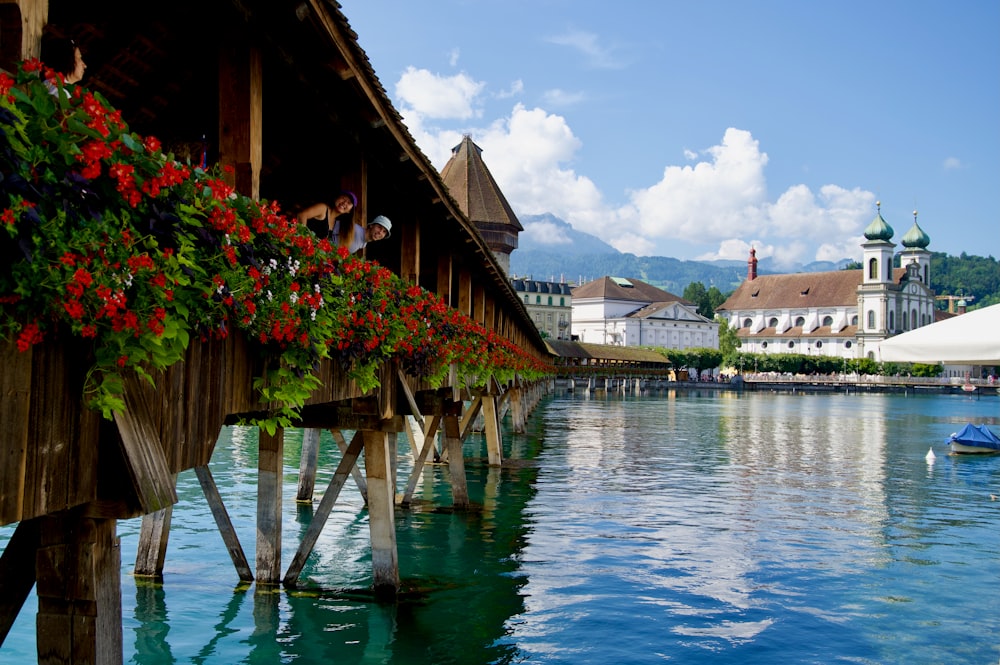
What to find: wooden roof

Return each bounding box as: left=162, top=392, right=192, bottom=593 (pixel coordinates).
left=545, top=340, right=671, bottom=364
left=571, top=276, right=689, bottom=304
left=718, top=268, right=907, bottom=312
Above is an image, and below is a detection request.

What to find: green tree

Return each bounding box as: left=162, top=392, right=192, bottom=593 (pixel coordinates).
left=717, top=317, right=739, bottom=357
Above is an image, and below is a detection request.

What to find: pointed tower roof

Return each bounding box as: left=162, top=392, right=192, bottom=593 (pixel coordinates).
left=440, top=136, right=523, bottom=274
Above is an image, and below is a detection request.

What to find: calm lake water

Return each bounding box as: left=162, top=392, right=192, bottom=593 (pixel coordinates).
left=2, top=389, right=999, bottom=664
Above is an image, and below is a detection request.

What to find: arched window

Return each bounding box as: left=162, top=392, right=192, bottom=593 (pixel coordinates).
left=867, top=310, right=875, bottom=329
left=548, top=296, right=553, bottom=305
left=822, top=315, right=833, bottom=326
left=535, top=295, right=541, bottom=304
left=816, top=341, right=823, bottom=348
left=889, top=311, right=894, bottom=330
left=768, top=317, right=778, bottom=328
left=794, top=316, right=805, bottom=327
left=743, top=318, right=753, bottom=328
left=524, top=295, right=529, bottom=304
left=851, top=315, right=858, bottom=326
left=845, top=341, right=853, bottom=349
left=559, top=297, right=565, bottom=306
left=788, top=341, right=795, bottom=348
left=911, top=309, right=917, bottom=329
left=868, top=258, right=878, bottom=280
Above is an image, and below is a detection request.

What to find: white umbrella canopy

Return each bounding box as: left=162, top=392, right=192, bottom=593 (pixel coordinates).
left=878, top=303, right=1000, bottom=365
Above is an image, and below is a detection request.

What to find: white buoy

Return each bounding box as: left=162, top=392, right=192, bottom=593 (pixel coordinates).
left=925, top=447, right=936, bottom=462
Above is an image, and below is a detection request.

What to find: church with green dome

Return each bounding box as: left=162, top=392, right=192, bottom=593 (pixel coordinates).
left=716, top=203, right=937, bottom=362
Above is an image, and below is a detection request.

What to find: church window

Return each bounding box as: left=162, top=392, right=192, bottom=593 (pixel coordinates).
left=788, top=341, right=795, bottom=348
left=743, top=318, right=752, bottom=328
left=822, top=316, right=833, bottom=326
left=911, top=309, right=917, bottom=329
left=816, top=341, right=823, bottom=348
left=845, top=341, right=852, bottom=349
left=867, top=310, right=875, bottom=329
left=851, top=315, right=858, bottom=326
left=768, top=317, right=778, bottom=328
left=889, top=311, right=894, bottom=330
left=794, top=316, right=805, bottom=327
left=868, top=258, right=878, bottom=280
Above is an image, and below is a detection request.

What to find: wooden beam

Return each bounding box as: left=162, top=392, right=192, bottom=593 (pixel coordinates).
left=218, top=41, right=262, bottom=199
left=283, top=431, right=364, bottom=586
left=400, top=413, right=441, bottom=506
left=195, top=466, right=253, bottom=582
left=0, top=518, right=39, bottom=644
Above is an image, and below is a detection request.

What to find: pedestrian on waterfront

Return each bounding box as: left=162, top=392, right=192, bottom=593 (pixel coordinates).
left=40, top=35, right=87, bottom=93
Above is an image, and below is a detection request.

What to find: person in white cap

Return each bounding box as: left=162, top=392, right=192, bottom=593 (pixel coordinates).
left=365, top=215, right=392, bottom=246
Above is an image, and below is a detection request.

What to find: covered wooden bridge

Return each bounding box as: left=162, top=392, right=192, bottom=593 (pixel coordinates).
left=0, top=1, right=552, bottom=662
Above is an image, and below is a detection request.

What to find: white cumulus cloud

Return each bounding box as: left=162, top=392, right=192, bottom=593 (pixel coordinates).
left=395, top=67, right=484, bottom=120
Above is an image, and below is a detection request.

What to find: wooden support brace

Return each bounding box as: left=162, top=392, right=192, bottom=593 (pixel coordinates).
left=283, top=432, right=364, bottom=586
left=0, top=518, right=39, bottom=644
left=400, top=413, right=441, bottom=506
left=331, top=430, right=368, bottom=502
left=195, top=466, right=253, bottom=582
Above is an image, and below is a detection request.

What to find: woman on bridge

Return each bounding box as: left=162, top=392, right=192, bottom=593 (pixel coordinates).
left=297, top=191, right=391, bottom=254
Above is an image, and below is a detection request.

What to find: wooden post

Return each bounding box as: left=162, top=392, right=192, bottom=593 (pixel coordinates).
left=483, top=394, right=503, bottom=467
left=296, top=428, right=321, bottom=502
left=35, top=510, right=122, bottom=664
left=443, top=415, right=469, bottom=508
left=256, top=428, right=283, bottom=586
left=510, top=387, right=525, bottom=434
left=195, top=466, right=253, bottom=581
left=363, top=429, right=399, bottom=595
left=133, top=505, right=172, bottom=580
left=218, top=41, right=262, bottom=199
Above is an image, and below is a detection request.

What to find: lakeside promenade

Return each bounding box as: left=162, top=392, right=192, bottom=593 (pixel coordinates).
left=556, top=374, right=999, bottom=397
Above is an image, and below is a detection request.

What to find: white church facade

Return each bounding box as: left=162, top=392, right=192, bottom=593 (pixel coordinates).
left=716, top=206, right=937, bottom=360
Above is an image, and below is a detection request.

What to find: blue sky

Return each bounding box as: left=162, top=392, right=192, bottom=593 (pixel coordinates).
left=338, top=0, right=999, bottom=268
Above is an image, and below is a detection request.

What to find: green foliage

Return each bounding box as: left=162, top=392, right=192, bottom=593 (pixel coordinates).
left=930, top=251, right=1000, bottom=309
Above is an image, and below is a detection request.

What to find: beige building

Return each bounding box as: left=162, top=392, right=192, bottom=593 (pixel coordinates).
left=511, top=278, right=573, bottom=340
left=716, top=207, right=936, bottom=360
left=571, top=276, right=719, bottom=349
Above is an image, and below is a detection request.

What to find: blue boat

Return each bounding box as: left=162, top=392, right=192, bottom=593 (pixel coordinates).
left=945, top=423, right=1000, bottom=454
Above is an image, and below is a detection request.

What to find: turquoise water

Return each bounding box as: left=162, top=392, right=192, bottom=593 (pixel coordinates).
left=2, top=390, right=999, bottom=664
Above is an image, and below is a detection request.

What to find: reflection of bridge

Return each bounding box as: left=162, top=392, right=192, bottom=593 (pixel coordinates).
left=0, top=2, right=551, bottom=661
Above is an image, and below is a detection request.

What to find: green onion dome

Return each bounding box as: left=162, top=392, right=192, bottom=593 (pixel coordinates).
left=901, top=211, right=931, bottom=248
left=863, top=201, right=894, bottom=241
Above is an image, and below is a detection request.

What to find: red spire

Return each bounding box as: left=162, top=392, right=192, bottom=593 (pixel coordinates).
left=747, top=247, right=758, bottom=281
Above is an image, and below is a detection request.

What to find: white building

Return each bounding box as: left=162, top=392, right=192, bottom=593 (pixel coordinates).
left=571, top=276, right=719, bottom=349
left=716, top=206, right=937, bottom=360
